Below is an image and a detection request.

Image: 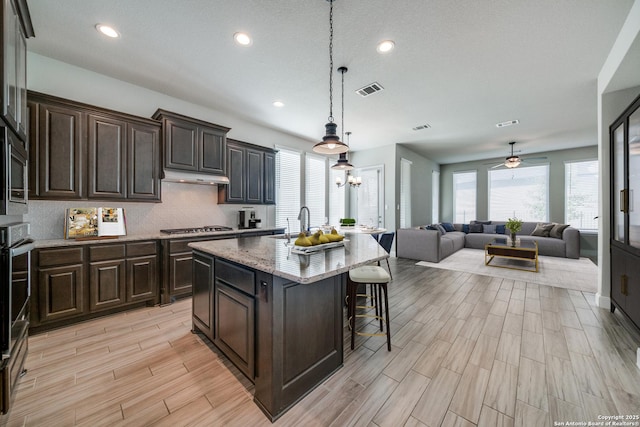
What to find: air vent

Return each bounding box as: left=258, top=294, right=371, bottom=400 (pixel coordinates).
left=356, top=82, right=384, bottom=97
left=496, top=119, right=519, bottom=128
left=412, top=124, right=431, bottom=131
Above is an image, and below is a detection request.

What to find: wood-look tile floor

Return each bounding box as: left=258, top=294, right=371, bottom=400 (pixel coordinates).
left=2, top=258, right=640, bottom=426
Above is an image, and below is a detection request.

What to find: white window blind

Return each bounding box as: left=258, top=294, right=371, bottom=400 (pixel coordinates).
left=356, top=167, right=382, bottom=228
left=489, top=165, right=549, bottom=221
left=565, top=160, right=598, bottom=230
left=432, top=170, right=440, bottom=223
left=453, top=171, right=476, bottom=223
left=275, top=147, right=301, bottom=232
left=400, top=158, right=412, bottom=228
left=329, top=166, right=345, bottom=226
left=305, top=153, right=326, bottom=229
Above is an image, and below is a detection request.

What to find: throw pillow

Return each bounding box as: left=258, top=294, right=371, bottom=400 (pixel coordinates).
left=550, top=223, right=570, bottom=239
left=434, top=224, right=447, bottom=235
left=441, top=222, right=455, bottom=232
left=496, top=225, right=506, bottom=234
left=469, top=223, right=483, bottom=233
left=471, top=220, right=492, bottom=225
left=530, top=222, right=554, bottom=237
left=483, top=224, right=497, bottom=234
left=462, top=224, right=470, bottom=234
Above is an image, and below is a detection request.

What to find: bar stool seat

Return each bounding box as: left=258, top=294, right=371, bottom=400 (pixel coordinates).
left=347, top=265, right=391, bottom=351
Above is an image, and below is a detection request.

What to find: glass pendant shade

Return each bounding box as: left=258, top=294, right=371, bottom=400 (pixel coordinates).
left=313, top=122, right=349, bottom=154
left=331, top=152, right=354, bottom=170
left=505, top=156, right=521, bottom=168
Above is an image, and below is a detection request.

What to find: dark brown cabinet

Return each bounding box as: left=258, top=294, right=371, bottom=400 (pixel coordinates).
left=32, top=241, right=158, bottom=330
left=218, top=139, right=276, bottom=205
left=1, top=0, right=34, bottom=141
left=192, top=252, right=214, bottom=342
left=35, top=247, right=86, bottom=324
left=152, top=109, right=229, bottom=175
left=28, top=92, right=161, bottom=201
left=610, top=92, right=640, bottom=330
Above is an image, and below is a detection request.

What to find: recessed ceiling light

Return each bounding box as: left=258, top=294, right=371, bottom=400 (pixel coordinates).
left=272, top=100, right=284, bottom=108
left=95, top=24, right=120, bottom=38
left=496, top=119, right=519, bottom=128
left=234, top=32, right=252, bottom=46
left=376, top=40, right=395, bottom=53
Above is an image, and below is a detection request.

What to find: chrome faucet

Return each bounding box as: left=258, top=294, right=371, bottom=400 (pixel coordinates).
left=298, top=206, right=310, bottom=235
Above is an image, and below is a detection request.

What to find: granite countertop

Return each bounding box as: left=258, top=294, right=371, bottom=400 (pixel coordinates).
left=33, top=227, right=285, bottom=249
left=189, top=233, right=389, bottom=284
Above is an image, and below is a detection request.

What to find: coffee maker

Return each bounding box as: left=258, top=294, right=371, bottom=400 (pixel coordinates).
left=238, top=209, right=256, bottom=229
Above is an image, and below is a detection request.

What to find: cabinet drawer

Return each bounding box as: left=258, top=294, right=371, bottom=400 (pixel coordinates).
left=215, top=259, right=255, bottom=295
left=89, top=244, right=126, bottom=262
left=127, top=241, right=157, bottom=257
left=38, top=247, right=84, bottom=267
left=169, top=239, right=199, bottom=254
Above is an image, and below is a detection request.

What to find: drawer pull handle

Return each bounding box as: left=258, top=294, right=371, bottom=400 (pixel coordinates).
left=621, top=274, right=628, bottom=296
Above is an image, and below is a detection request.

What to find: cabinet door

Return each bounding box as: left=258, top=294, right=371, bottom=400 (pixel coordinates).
left=127, top=255, right=157, bottom=302
left=628, top=254, right=640, bottom=329
left=263, top=151, right=276, bottom=204
left=628, top=105, right=640, bottom=249
left=246, top=148, right=263, bottom=204
left=214, top=281, right=255, bottom=379
left=38, top=264, right=85, bottom=322
left=87, top=114, right=126, bottom=199
left=16, top=14, right=26, bottom=139
left=192, top=252, right=214, bottom=341
left=226, top=144, right=246, bottom=202
left=36, top=103, right=84, bottom=199
left=2, top=0, right=18, bottom=134
left=611, top=246, right=627, bottom=311
left=169, top=252, right=194, bottom=297
left=128, top=122, right=161, bottom=200
left=165, top=119, right=198, bottom=171
left=199, top=127, right=225, bottom=175
left=89, top=259, right=126, bottom=312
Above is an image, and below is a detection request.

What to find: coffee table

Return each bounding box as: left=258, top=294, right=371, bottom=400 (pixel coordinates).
left=485, top=238, right=539, bottom=272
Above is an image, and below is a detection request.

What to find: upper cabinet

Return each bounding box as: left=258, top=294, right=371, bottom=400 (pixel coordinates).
left=28, top=92, right=161, bottom=201
left=1, top=0, right=34, bottom=141
left=218, top=139, right=276, bottom=205
left=152, top=109, right=230, bottom=176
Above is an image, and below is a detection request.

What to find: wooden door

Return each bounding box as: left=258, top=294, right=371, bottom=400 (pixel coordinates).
left=128, top=121, right=160, bottom=200
left=36, top=102, right=84, bottom=199
left=226, top=143, right=246, bottom=202
left=89, top=259, right=126, bottom=312
left=199, top=126, right=225, bottom=175
left=164, top=118, right=198, bottom=171
left=263, top=151, right=276, bottom=204
left=192, top=252, right=214, bottom=341
left=87, top=113, right=126, bottom=199
left=127, top=255, right=157, bottom=302
left=246, top=148, right=263, bottom=204
left=38, top=264, right=85, bottom=322
left=169, top=252, right=194, bottom=297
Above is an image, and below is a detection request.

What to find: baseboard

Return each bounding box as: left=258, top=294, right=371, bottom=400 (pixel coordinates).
left=595, top=293, right=611, bottom=309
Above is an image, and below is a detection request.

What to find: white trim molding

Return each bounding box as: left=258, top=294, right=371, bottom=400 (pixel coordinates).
left=595, top=293, right=611, bottom=309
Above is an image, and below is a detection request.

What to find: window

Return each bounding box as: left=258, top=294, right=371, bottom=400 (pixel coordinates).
left=432, top=170, right=440, bottom=223
left=488, top=165, right=549, bottom=221
left=329, top=166, right=345, bottom=226
left=565, top=160, right=598, bottom=230
left=305, top=153, right=327, bottom=229
left=275, top=147, right=301, bottom=232
left=453, top=171, right=476, bottom=223
left=400, top=159, right=412, bottom=228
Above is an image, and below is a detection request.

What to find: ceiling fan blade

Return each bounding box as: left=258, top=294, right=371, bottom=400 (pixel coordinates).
left=523, top=156, right=547, bottom=161
left=490, top=163, right=505, bottom=169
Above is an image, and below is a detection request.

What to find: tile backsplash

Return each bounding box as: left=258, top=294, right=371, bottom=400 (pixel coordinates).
left=25, top=182, right=273, bottom=240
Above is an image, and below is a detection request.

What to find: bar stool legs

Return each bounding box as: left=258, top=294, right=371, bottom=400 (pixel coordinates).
left=347, top=265, right=391, bottom=351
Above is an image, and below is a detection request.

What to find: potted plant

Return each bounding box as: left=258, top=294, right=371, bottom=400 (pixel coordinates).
left=505, top=217, right=523, bottom=246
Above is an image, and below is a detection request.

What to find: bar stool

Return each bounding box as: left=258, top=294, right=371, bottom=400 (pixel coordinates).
left=347, top=265, right=391, bottom=351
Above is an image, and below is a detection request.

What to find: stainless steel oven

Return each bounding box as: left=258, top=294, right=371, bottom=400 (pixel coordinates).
left=1, top=126, right=28, bottom=215
left=0, top=223, right=32, bottom=414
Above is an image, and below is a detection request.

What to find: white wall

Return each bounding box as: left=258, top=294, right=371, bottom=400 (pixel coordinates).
left=25, top=53, right=315, bottom=239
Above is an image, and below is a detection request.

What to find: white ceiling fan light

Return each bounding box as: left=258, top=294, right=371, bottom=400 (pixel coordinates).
left=488, top=141, right=547, bottom=169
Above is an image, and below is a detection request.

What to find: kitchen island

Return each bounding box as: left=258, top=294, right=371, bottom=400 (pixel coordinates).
left=188, top=233, right=388, bottom=421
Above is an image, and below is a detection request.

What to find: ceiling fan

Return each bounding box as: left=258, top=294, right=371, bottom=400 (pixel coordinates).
left=487, top=141, right=547, bottom=169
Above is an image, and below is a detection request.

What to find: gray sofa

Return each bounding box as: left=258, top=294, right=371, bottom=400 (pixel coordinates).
left=396, top=221, right=580, bottom=262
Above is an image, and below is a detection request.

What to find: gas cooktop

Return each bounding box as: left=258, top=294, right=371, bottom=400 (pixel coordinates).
left=160, top=225, right=233, bottom=235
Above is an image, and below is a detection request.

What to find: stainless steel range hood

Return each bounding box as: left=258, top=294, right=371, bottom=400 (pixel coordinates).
left=162, top=170, right=229, bottom=185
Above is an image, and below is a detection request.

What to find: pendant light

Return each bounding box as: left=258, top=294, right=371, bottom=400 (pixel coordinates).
left=313, top=0, right=349, bottom=155
left=332, top=66, right=354, bottom=170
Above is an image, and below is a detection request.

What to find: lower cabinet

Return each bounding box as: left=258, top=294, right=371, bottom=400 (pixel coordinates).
left=32, top=241, right=158, bottom=330
left=611, top=245, right=640, bottom=329
left=192, top=252, right=214, bottom=342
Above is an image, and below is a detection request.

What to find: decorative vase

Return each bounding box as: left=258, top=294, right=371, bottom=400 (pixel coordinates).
left=510, top=231, right=517, bottom=246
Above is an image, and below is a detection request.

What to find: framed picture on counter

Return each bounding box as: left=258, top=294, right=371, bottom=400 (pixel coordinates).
left=65, top=207, right=127, bottom=239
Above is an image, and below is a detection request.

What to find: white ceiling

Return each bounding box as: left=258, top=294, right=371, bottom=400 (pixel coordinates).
left=26, top=0, right=638, bottom=164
